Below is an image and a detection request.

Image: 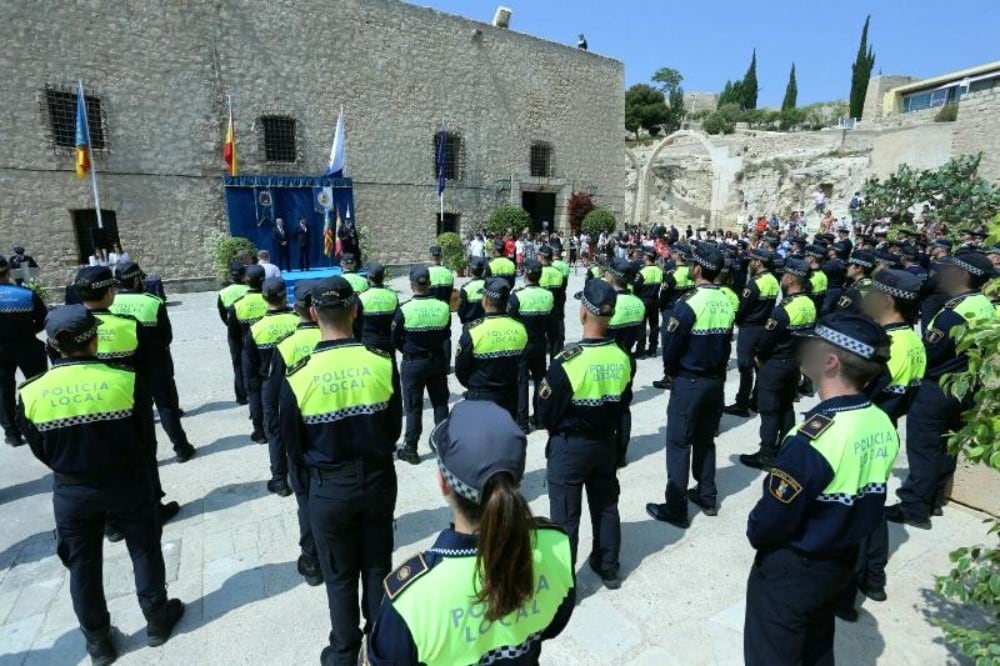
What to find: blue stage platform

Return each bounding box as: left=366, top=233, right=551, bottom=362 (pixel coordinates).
left=280, top=266, right=367, bottom=304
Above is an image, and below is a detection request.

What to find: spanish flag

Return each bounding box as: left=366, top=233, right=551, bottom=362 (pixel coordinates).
left=223, top=107, right=237, bottom=176
left=74, top=81, right=91, bottom=179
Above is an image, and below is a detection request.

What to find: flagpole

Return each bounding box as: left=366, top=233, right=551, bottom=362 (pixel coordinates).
left=79, top=79, right=104, bottom=229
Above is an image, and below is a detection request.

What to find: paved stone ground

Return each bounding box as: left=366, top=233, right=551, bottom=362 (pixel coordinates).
left=0, top=271, right=989, bottom=665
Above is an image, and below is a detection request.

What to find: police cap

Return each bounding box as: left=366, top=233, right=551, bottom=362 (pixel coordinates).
left=871, top=269, right=922, bottom=301
left=74, top=265, right=115, bottom=291
left=672, top=243, right=692, bottom=259
left=493, top=239, right=505, bottom=252
left=469, top=256, right=486, bottom=276
left=537, top=245, right=554, bottom=258
left=796, top=312, right=891, bottom=363
left=937, top=250, right=994, bottom=277
left=523, top=259, right=543, bottom=280
left=747, top=247, right=773, bottom=264
left=642, top=246, right=657, bottom=259
left=805, top=245, right=826, bottom=258
left=483, top=278, right=511, bottom=302
left=311, top=276, right=357, bottom=309
left=409, top=264, right=430, bottom=286
left=606, top=257, right=631, bottom=280
left=115, top=261, right=143, bottom=283
left=229, top=261, right=246, bottom=278
left=46, top=305, right=101, bottom=350
left=429, top=400, right=526, bottom=505
left=573, top=278, right=616, bottom=317
left=262, top=276, right=286, bottom=301
left=847, top=250, right=876, bottom=270
left=782, top=258, right=810, bottom=278
left=293, top=279, right=316, bottom=306
left=428, top=245, right=442, bottom=258
left=244, top=264, right=266, bottom=288
left=690, top=242, right=725, bottom=272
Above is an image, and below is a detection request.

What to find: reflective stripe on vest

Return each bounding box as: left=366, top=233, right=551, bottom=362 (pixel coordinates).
left=401, top=298, right=451, bottom=331
left=539, top=266, right=564, bottom=289
left=391, top=529, right=574, bottom=666
left=234, top=293, right=268, bottom=325
left=552, top=260, right=570, bottom=278
left=286, top=345, right=394, bottom=424
left=489, top=257, right=516, bottom=276
left=250, top=312, right=300, bottom=350
left=0, top=285, right=35, bottom=314
left=461, top=279, right=486, bottom=301
left=277, top=326, right=321, bottom=368
left=219, top=283, right=250, bottom=309
left=428, top=265, right=454, bottom=288
left=514, top=286, right=554, bottom=315
left=786, top=406, right=899, bottom=505
left=470, top=317, right=528, bottom=359
left=109, top=293, right=160, bottom=327
left=562, top=342, right=631, bottom=406
left=754, top=272, right=779, bottom=299
left=93, top=313, right=139, bottom=360
left=342, top=272, right=369, bottom=294
left=886, top=327, right=926, bottom=391
left=810, top=271, right=828, bottom=294
left=608, top=293, right=645, bottom=329
left=639, top=265, right=663, bottom=286
left=783, top=294, right=817, bottom=330
left=360, top=287, right=399, bottom=315
left=686, top=286, right=736, bottom=334
left=19, top=363, right=136, bottom=432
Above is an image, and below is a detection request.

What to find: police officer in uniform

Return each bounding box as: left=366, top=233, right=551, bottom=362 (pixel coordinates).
left=486, top=240, right=517, bottom=289
left=647, top=243, right=735, bottom=526
left=364, top=400, right=576, bottom=664
left=743, top=313, right=899, bottom=666
left=0, top=256, right=47, bottom=446
left=508, top=259, right=554, bottom=432
left=17, top=306, right=184, bottom=664
left=217, top=262, right=249, bottom=404
left=887, top=250, right=997, bottom=529
left=538, top=245, right=568, bottom=359
left=358, top=262, right=398, bottom=354
left=636, top=248, right=663, bottom=358
left=279, top=276, right=402, bottom=666
left=605, top=258, right=643, bottom=467
left=427, top=246, right=455, bottom=363
left=805, top=245, right=828, bottom=312
left=725, top=248, right=778, bottom=417
left=338, top=253, right=369, bottom=295
left=246, top=277, right=300, bottom=491
left=653, top=243, right=695, bottom=390
left=267, top=280, right=323, bottom=586
left=457, top=257, right=487, bottom=325
left=228, top=264, right=268, bottom=441
left=391, top=265, right=451, bottom=465
left=740, top=258, right=817, bottom=470
left=836, top=250, right=877, bottom=313
left=456, top=279, right=527, bottom=419
left=539, top=279, right=631, bottom=589
left=551, top=246, right=572, bottom=353
left=112, top=261, right=196, bottom=462
left=918, top=239, right=953, bottom=331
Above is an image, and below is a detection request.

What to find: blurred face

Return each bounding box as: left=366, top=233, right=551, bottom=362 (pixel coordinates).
left=988, top=252, right=1000, bottom=269
left=799, top=340, right=839, bottom=384
left=847, top=264, right=863, bottom=280
left=861, top=288, right=891, bottom=319
left=937, top=265, right=969, bottom=296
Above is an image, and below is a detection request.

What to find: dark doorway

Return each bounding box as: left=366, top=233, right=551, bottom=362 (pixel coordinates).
left=521, top=191, right=556, bottom=233
left=437, top=213, right=459, bottom=236
left=71, top=209, right=119, bottom=264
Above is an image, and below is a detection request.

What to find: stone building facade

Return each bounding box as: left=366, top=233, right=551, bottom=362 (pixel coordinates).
left=0, top=0, right=625, bottom=285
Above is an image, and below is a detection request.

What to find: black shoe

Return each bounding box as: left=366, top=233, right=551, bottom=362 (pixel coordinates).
left=859, top=584, right=887, bottom=602
left=175, top=444, right=196, bottom=463
left=236, top=398, right=249, bottom=406
left=105, top=525, right=125, bottom=543
left=4, top=432, right=24, bottom=447
left=645, top=503, right=690, bottom=528
left=250, top=431, right=266, bottom=444
left=932, top=505, right=944, bottom=517
left=177, top=408, right=186, bottom=418
left=159, top=501, right=180, bottom=525
left=81, top=625, right=117, bottom=666
left=835, top=606, right=859, bottom=622
left=722, top=404, right=751, bottom=417
left=587, top=559, right=622, bottom=590
left=884, top=503, right=932, bottom=530
left=647, top=350, right=658, bottom=359
left=297, top=554, right=324, bottom=587
left=267, top=479, right=292, bottom=497
left=145, top=598, right=184, bottom=647
left=739, top=451, right=772, bottom=470
left=396, top=447, right=420, bottom=465
left=687, top=489, right=718, bottom=516
left=652, top=377, right=673, bottom=390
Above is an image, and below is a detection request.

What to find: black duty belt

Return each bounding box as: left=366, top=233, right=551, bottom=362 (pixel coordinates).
left=54, top=466, right=138, bottom=485
left=403, top=351, right=440, bottom=360
left=310, top=461, right=392, bottom=480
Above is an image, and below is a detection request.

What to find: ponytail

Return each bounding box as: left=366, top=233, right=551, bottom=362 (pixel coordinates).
left=460, top=473, right=535, bottom=621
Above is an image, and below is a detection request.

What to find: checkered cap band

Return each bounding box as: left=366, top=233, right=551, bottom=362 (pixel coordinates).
left=848, top=256, right=874, bottom=269
left=118, top=269, right=141, bottom=281
left=784, top=264, right=809, bottom=278
left=72, top=325, right=99, bottom=343
left=579, top=295, right=604, bottom=317
left=82, top=278, right=115, bottom=290
left=950, top=256, right=987, bottom=276
left=483, top=287, right=507, bottom=300
left=872, top=280, right=918, bottom=301
left=430, top=428, right=481, bottom=504
left=689, top=252, right=717, bottom=270
left=814, top=324, right=876, bottom=360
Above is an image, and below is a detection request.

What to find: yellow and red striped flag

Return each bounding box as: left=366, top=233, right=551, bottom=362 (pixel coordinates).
left=223, top=108, right=237, bottom=175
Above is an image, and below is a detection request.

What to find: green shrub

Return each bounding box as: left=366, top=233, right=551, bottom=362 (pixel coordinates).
left=702, top=112, right=735, bottom=135
left=487, top=206, right=531, bottom=235
left=935, top=102, right=959, bottom=122
left=205, top=230, right=256, bottom=280
left=581, top=208, right=616, bottom=237
left=436, top=231, right=468, bottom=273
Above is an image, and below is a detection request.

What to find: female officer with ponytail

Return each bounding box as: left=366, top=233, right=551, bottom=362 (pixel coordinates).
left=363, top=400, right=576, bottom=665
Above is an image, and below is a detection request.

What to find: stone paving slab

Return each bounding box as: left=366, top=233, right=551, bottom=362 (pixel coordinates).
left=0, top=270, right=987, bottom=665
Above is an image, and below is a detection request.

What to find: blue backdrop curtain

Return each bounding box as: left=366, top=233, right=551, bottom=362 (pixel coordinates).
left=222, top=175, right=355, bottom=268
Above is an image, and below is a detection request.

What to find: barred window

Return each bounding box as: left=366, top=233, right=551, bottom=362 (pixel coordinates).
left=433, top=132, right=463, bottom=181
left=46, top=89, right=106, bottom=149
left=530, top=141, right=553, bottom=177
left=261, top=116, right=297, bottom=162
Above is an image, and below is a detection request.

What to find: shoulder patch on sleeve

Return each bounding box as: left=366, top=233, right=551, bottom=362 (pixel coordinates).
left=925, top=327, right=944, bottom=344
left=837, top=295, right=852, bottom=309
left=556, top=344, right=582, bottom=361
left=532, top=516, right=567, bottom=534
left=467, top=317, right=485, bottom=329
left=286, top=356, right=309, bottom=376
left=742, top=288, right=752, bottom=299
left=666, top=317, right=680, bottom=333
left=799, top=413, right=834, bottom=440
left=383, top=554, right=430, bottom=601
left=366, top=345, right=391, bottom=358
left=764, top=317, right=778, bottom=331
left=538, top=378, right=553, bottom=400
left=768, top=468, right=804, bottom=504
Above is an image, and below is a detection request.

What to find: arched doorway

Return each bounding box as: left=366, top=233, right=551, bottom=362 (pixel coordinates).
left=637, top=130, right=729, bottom=228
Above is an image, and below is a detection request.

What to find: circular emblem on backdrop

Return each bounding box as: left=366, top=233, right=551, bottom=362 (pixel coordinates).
left=317, top=190, right=332, bottom=209
left=258, top=190, right=272, bottom=207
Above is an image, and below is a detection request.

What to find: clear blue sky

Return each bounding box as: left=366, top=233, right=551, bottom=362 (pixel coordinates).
left=406, top=0, right=1000, bottom=107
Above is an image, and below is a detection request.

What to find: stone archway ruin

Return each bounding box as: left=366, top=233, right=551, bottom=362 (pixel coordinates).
left=625, top=148, right=640, bottom=226
left=636, top=130, right=739, bottom=229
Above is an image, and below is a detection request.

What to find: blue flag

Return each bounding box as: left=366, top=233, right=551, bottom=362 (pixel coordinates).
left=435, top=124, right=447, bottom=196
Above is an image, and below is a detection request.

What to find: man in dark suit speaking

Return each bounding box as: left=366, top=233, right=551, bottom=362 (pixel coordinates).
left=273, top=218, right=291, bottom=269
left=297, top=216, right=311, bottom=271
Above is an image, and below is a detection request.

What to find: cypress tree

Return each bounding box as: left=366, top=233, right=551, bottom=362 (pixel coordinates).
left=849, top=16, right=876, bottom=119
left=742, top=50, right=758, bottom=110
left=782, top=63, right=798, bottom=112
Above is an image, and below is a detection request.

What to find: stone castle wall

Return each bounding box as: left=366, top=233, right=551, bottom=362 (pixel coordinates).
left=953, top=89, right=1000, bottom=183
left=0, top=0, right=624, bottom=284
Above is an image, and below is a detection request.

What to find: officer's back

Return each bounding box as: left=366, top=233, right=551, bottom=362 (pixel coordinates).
left=509, top=262, right=555, bottom=348
left=391, top=267, right=451, bottom=357
left=110, top=262, right=171, bottom=350
left=72, top=266, right=144, bottom=370
left=605, top=259, right=646, bottom=354
left=228, top=264, right=268, bottom=344
left=427, top=245, right=454, bottom=303
left=357, top=262, right=398, bottom=352
left=486, top=240, right=517, bottom=289
left=457, top=258, right=487, bottom=325
left=217, top=263, right=249, bottom=323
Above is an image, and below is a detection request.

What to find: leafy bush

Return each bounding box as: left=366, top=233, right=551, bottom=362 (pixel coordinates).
left=567, top=191, right=596, bottom=233
left=487, top=206, right=531, bottom=235
left=702, top=112, right=735, bottom=135
left=581, top=208, right=616, bottom=237
left=436, top=232, right=468, bottom=273
left=204, top=230, right=256, bottom=280
left=26, top=279, right=49, bottom=306
left=935, top=102, right=959, bottom=122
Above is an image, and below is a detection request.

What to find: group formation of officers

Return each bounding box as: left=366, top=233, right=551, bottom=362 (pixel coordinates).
left=1, top=222, right=997, bottom=665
